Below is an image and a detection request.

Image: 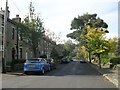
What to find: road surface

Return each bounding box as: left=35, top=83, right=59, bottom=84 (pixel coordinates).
left=2, top=61, right=117, bottom=88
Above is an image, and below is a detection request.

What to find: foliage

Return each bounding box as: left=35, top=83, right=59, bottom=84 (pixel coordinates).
left=67, top=12, right=119, bottom=67
left=85, top=26, right=108, bottom=55
left=50, top=47, right=60, bottom=60
left=40, top=54, right=47, bottom=58
left=19, top=2, right=45, bottom=57
left=67, top=13, right=110, bottom=64
left=101, top=58, right=110, bottom=64
left=77, top=45, right=88, bottom=59
left=110, top=57, right=120, bottom=65
left=107, top=38, right=118, bottom=54
left=67, top=13, right=108, bottom=41
left=62, top=40, right=76, bottom=58
left=116, top=38, right=120, bottom=55
left=67, top=30, right=81, bottom=41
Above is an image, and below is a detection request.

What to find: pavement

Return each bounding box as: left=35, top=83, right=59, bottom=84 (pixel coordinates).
left=89, top=63, right=119, bottom=88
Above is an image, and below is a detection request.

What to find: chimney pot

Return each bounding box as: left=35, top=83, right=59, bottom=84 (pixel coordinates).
left=16, top=14, right=19, bottom=17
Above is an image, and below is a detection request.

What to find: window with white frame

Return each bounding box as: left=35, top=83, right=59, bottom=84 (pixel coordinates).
left=18, top=31, right=23, bottom=41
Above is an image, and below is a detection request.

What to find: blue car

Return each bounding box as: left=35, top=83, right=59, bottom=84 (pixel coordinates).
left=24, top=58, right=50, bottom=75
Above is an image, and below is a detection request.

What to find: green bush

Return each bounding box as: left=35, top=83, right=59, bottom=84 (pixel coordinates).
left=40, top=54, right=47, bottom=58
left=101, top=58, right=110, bottom=64
left=110, top=57, right=120, bottom=65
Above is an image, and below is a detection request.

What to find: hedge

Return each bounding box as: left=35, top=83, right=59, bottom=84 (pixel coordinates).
left=110, top=57, right=120, bottom=65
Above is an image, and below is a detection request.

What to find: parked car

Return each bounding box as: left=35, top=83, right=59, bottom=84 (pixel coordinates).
left=61, top=58, right=70, bottom=64
left=47, top=58, right=56, bottom=70
left=80, top=58, right=87, bottom=63
left=24, top=58, right=50, bottom=75
left=67, top=58, right=70, bottom=63
left=69, top=58, right=73, bottom=61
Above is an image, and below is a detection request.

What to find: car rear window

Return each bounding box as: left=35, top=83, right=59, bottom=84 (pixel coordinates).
left=26, top=59, right=41, bottom=63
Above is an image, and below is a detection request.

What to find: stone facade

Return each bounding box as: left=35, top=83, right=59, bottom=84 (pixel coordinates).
left=0, top=14, right=3, bottom=62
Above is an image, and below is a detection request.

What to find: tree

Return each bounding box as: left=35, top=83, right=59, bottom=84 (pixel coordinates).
left=116, top=38, right=120, bottom=56
left=67, top=13, right=109, bottom=63
left=67, top=13, right=108, bottom=41
left=50, top=47, right=60, bottom=61
left=77, top=45, right=88, bottom=59
left=107, top=38, right=118, bottom=54
left=20, top=2, right=45, bottom=57
left=84, top=26, right=108, bottom=68
left=40, top=54, right=47, bottom=58
left=62, top=40, right=76, bottom=58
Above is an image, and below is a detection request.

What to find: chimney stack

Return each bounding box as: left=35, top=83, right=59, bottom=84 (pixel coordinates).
left=12, top=14, right=21, bottom=23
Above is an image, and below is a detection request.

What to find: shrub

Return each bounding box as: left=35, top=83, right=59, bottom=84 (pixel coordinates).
left=101, top=58, right=110, bottom=64
left=110, top=57, right=120, bottom=65
left=40, top=54, right=47, bottom=58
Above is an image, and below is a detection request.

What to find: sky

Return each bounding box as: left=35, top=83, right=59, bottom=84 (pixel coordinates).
left=0, top=0, right=119, bottom=43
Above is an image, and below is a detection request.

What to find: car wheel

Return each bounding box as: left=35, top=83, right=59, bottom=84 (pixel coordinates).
left=54, top=67, right=56, bottom=69
left=41, top=68, right=45, bottom=75
left=24, top=71, right=28, bottom=75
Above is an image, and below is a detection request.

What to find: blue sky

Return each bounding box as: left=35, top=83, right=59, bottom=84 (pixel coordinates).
left=0, top=0, right=119, bottom=43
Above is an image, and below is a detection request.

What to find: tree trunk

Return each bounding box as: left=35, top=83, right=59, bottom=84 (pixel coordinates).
left=98, top=54, right=101, bottom=68
left=88, top=52, right=91, bottom=63
left=33, top=48, right=37, bottom=58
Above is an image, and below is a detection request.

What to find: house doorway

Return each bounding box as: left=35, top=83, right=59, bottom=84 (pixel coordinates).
left=11, top=48, right=15, bottom=70
left=12, top=48, right=15, bottom=60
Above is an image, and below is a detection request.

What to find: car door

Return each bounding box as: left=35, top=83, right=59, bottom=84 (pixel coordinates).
left=43, top=58, right=49, bottom=71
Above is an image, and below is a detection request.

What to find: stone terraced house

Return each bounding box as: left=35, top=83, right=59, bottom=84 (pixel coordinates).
left=0, top=8, right=56, bottom=71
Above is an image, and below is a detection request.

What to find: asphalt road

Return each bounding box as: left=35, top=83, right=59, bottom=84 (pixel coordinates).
left=2, top=61, right=117, bottom=88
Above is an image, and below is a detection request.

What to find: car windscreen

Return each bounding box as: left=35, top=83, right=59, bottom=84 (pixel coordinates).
left=26, top=59, right=41, bottom=63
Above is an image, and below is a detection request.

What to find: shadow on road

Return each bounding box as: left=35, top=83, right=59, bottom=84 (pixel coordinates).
left=90, top=63, right=114, bottom=75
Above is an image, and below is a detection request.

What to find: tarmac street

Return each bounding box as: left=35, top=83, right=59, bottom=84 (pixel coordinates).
left=2, top=61, right=117, bottom=88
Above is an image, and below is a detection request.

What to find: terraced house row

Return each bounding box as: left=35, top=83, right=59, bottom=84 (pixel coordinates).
left=0, top=8, right=57, bottom=71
